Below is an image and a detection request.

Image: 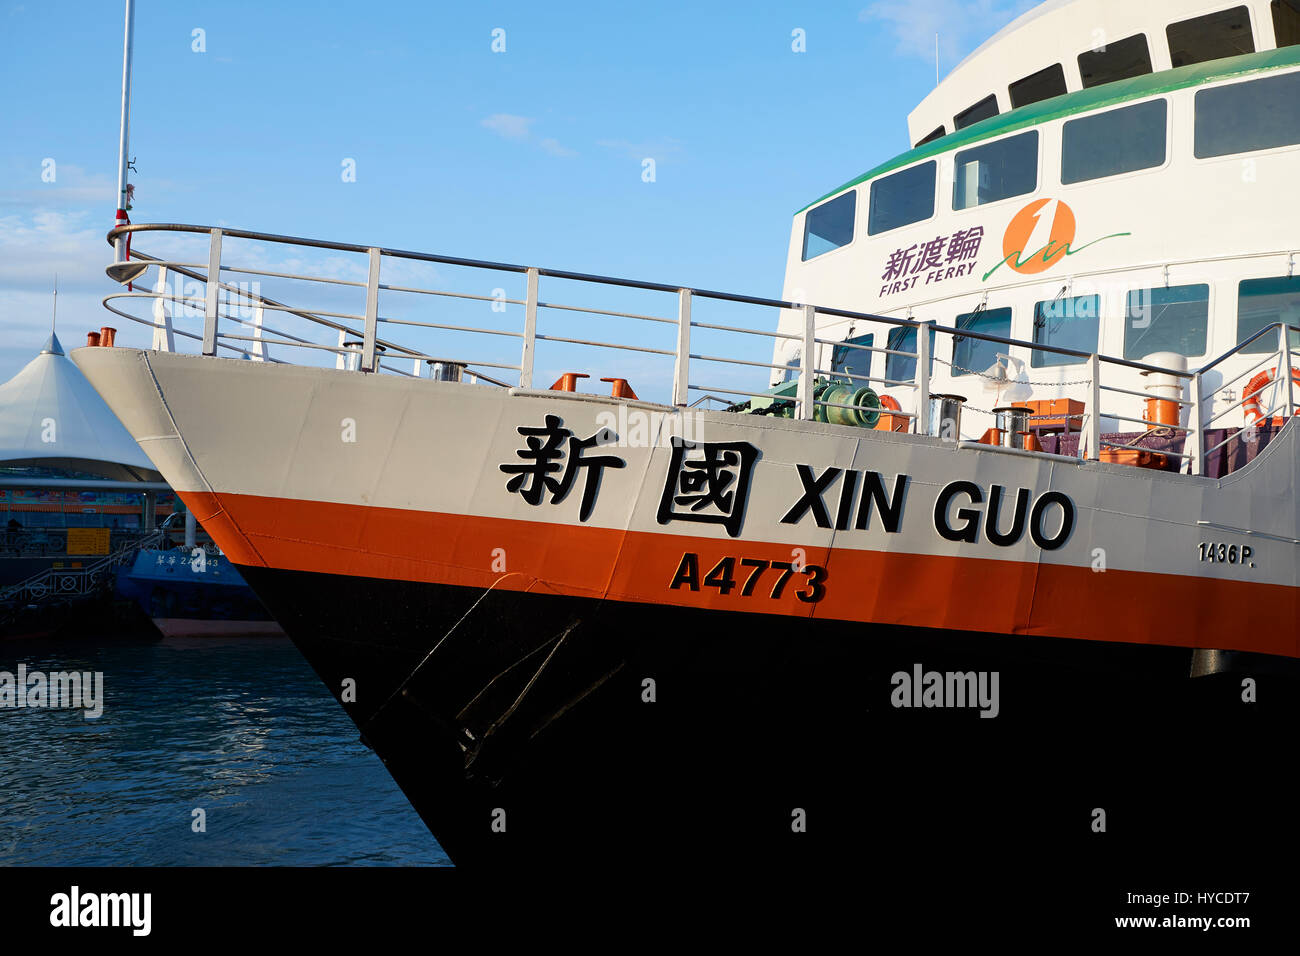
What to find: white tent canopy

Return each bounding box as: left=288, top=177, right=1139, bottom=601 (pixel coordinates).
left=0, top=333, right=161, bottom=481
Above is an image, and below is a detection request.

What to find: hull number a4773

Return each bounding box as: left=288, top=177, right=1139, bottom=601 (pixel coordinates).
left=669, top=552, right=827, bottom=603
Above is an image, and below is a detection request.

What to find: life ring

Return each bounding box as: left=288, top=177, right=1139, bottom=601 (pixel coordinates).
left=879, top=394, right=901, bottom=411
left=1242, top=365, right=1300, bottom=425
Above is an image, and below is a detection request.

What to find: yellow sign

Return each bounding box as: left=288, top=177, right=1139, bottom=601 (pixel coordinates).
left=67, top=528, right=111, bottom=556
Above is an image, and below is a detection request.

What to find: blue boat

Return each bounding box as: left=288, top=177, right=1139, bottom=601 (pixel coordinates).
left=115, top=547, right=282, bottom=638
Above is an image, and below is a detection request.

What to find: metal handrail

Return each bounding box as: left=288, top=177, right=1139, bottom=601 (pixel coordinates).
left=0, top=529, right=165, bottom=606
left=101, top=222, right=1297, bottom=478
left=107, top=222, right=1189, bottom=374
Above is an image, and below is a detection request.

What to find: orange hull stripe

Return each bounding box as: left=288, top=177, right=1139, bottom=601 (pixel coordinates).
left=178, top=490, right=1299, bottom=658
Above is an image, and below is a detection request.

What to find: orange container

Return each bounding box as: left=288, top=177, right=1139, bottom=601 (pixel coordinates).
left=874, top=394, right=909, bottom=432
left=1026, top=398, right=1085, bottom=429
left=1100, top=448, right=1169, bottom=470
left=873, top=413, right=907, bottom=432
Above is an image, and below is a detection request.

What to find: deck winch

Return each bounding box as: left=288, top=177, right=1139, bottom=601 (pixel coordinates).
left=741, top=378, right=881, bottom=428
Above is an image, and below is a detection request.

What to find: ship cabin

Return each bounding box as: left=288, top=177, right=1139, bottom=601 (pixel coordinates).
left=777, top=0, right=1300, bottom=474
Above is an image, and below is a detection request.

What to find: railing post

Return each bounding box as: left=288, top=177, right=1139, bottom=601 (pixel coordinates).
left=361, top=247, right=381, bottom=373
left=1280, top=321, right=1295, bottom=419
left=916, top=320, right=932, bottom=434
left=250, top=305, right=267, bottom=362
left=798, top=304, right=816, bottom=420
left=202, top=228, right=222, bottom=356
left=1087, top=353, right=1102, bottom=460
left=1187, top=371, right=1204, bottom=476
left=151, top=266, right=175, bottom=352
left=519, top=267, right=539, bottom=388
left=672, top=289, right=692, bottom=406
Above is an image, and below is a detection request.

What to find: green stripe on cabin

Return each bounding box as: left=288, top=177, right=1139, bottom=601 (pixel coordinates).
left=797, top=46, right=1300, bottom=214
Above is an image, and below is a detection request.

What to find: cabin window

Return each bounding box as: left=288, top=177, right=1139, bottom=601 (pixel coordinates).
left=1077, top=34, right=1153, bottom=88
left=802, top=191, right=856, bottom=260
left=916, top=125, right=947, bottom=146
left=1194, top=71, right=1300, bottom=157
left=868, top=161, right=937, bottom=235
left=1168, top=7, right=1255, bottom=67
left=1124, top=285, right=1210, bottom=360
left=1009, top=64, right=1067, bottom=108
left=885, top=325, right=937, bottom=383
left=831, top=333, right=876, bottom=384
left=951, top=307, right=1013, bottom=377
left=1237, top=276, right=1300, bottom=352
left=952, top=131, right=1038, bottom=210
left=1061, top=99, right=1167, bottom=183
left=1276, top=0, right=1300, bottom=47
left=954, top=95, right=999, bottom=130
left=1031, top=294, right=1100, bottom=367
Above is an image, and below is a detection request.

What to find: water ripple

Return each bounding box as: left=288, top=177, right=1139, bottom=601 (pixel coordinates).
left=0, top=636, right=449, bottom=866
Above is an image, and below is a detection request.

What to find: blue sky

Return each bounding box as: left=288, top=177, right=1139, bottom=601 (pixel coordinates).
left=0, top=0, right=1035, bottom=390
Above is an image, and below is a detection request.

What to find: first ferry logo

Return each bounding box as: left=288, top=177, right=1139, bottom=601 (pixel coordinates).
left=985, top=197, right=1130, bottom=279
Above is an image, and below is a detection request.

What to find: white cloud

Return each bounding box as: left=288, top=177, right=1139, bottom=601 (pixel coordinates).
left=480, top=114, right=578, bottom=157
left=0, top=208, right=121, bottom=379
left=597, top=138, right=683, bottom=162
left=0, top=209, right=107, bottom=292
left=481, top=113, right=535, bottom=141
left=860, top=0, right=1039, bottom=67
left=538, top=137, right=578, bottom=158
left=0, top=204, right=449, bottom=383
left=0, top=164, right=115, bottom=208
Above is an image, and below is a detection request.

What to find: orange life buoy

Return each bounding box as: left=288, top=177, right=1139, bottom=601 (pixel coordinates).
left=1241, top=365, right=1300, bottom=425
left=879, top=394, right=901, bottom=411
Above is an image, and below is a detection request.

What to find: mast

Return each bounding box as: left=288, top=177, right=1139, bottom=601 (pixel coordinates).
left=114, top=0, right=135, bottom=264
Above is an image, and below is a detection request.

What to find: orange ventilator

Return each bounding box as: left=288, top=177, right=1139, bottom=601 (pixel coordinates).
left=99, top=327, right=117, bottom=347
left=600, top=377, right=640, bottom=400
left=1241, top=366, right=1300, bottom=425
left=86, top=331, right=102, bottom=347
left=1145, top=396, right=1180, bottom=427
left=549, top=372, right=589, bottom=392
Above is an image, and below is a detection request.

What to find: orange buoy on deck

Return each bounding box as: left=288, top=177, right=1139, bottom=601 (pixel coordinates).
left=1242, top=366, right=1300, bottom=425
left=549, top=372, right=589, bottom=392
left=600, top=377, right=639, bottom=400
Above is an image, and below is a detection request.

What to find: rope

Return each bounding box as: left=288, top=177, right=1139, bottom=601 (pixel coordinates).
left=363, top=571, right=525, bottom=727
left=931, top=354, right=1095, bottom=387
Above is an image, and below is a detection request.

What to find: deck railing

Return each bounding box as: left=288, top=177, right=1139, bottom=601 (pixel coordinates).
left=0, top=530, right=165, bottom=607
left=102, top=223, right=1297, bottom=478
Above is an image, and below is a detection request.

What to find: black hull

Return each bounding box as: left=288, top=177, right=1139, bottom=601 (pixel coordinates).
left=241, top=565, right=1300, bottom=871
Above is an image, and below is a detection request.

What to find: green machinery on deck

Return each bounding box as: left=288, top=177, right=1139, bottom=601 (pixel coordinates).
left=738, top=378, right=881, bottom=428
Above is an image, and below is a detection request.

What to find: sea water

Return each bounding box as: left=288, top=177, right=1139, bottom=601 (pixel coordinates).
left=0, top=635, right=448, bottom=866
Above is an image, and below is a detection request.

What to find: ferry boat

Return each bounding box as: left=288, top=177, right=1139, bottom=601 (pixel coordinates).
left=114, top=542, right=283, bottom=639
left=75, top=0, right=1298, bottom=867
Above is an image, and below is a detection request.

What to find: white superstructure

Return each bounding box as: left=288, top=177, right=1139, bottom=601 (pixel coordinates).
left=778, top=0, right=1300, bottom=440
